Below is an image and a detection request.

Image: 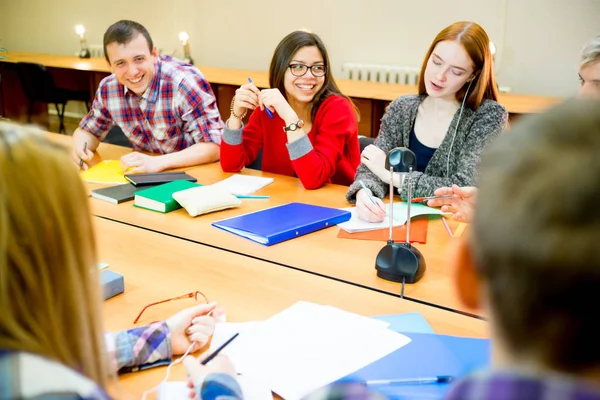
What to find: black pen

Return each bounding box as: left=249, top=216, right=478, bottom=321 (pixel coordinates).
left=79, top=141, right=88, bottom=168
left=201, top=333, right=239, bottom=365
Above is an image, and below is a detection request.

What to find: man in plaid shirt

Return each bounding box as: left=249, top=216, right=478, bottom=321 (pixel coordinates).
left=72, top=20, right=223, bottom=173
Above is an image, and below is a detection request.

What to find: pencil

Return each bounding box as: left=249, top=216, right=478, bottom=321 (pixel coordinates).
left=79, top=141, right=88, bottom=168
left=441, top=216, right=453, bottom=237
left=236, top=195, right=270, bottom=199
left=201, top=333, right=239, bottom=365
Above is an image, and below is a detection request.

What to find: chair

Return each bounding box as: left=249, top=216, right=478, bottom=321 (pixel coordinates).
left=104, top=125, right=132, bottom=148
left=359, top=135, right=375, bottom=152
left=16, top=62, right=91, bottom=133
left=245, top=149, right=263, bottom=170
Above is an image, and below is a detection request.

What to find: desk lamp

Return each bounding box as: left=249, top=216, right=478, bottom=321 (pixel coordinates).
left=75, top=25, right=90, bottom=58
left=179, top=32, right=194, bottom=65
left=375, top=147, right=426, bottom=297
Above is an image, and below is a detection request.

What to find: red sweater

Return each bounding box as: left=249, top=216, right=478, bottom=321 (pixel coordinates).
left=220, top=95, right=360, bottom=189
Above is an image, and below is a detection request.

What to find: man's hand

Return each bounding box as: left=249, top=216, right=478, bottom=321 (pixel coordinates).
left=71, top=128, right=99, bottom=170
left=120, top=152, right=166, bottom=174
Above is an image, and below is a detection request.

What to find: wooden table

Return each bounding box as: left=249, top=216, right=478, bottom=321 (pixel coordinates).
left=96, top=217, right=488, bottom=398
left=1, top=51, right=564, bottom=136
left=47, top=134, right=480, bottom=317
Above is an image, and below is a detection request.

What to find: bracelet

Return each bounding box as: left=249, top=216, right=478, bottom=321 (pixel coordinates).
left=230, top=96, right=247, bottom=120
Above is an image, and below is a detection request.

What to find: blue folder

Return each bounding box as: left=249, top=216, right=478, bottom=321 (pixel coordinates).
left=339, top=333, right=491, bottom=400
left=371, top=312, right=435, bottom=334
left=212, top=202, right=351, bottom=246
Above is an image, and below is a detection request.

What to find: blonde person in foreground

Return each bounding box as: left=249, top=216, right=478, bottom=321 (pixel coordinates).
left=347, top=21, right=508, bottom=223
left=430, top=34, right=600, bottom=222
left=0, top=121, right=223, bottom=399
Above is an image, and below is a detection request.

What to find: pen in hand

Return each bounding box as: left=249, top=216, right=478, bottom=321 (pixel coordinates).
left=248, top=77, right=274, bottom=118
left=201, top=333, right=239, bottom=365
left=359, top=180, right=385, bottom=213
left=79, top=141, right=88, bottom=168
left=411, top=194, right=458, bottom=204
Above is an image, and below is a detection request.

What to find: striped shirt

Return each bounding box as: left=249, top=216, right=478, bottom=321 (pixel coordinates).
left=79, top=55, right=223, bottom=153
left=0, top=322, right=172, bottom=399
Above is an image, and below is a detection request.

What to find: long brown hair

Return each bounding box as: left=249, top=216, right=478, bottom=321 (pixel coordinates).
left=0, top=122, right=108, bottom=387
left=269, top=30, right=358, bottom=122
left=418, top=21, right=499, bottom=110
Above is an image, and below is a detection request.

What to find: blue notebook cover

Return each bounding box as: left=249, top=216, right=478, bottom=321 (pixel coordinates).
left=212, top=202, right=351, bottom=246
left=339, top=333, right=490, bottom=400
left=371, top=312, right=435, bottom=334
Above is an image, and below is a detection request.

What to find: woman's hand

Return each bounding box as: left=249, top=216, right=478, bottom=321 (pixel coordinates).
left=166, top=303, right=225, bottom=355
left=428, top=185, right=477, bottom=223
left=356, top=189, right=386, bottom=222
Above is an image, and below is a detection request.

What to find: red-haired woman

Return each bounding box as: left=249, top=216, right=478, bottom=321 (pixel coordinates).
left=347, top=21, right=508, bottom=222
left=220, top=30, right=360, bottom=190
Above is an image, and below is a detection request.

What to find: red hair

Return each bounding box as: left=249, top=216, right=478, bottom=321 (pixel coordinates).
left=417, top=21, right=499, bottom=110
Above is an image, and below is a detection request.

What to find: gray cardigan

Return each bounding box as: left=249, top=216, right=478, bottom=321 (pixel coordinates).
left=346, top=94, right=508, bottom=202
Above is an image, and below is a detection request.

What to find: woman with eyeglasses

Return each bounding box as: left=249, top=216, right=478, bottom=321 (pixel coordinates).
left=0, top=121, right=222, bottom=398
left=220, top=30, right=360, bottom=190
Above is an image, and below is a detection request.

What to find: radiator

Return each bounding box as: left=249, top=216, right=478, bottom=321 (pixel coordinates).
left=341, top=63, right=420, bottom=85
left=89, top=44, right=103, bottom=58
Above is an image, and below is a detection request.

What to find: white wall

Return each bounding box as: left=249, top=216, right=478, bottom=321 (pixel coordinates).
left=0, top=0, right=598, bottom=97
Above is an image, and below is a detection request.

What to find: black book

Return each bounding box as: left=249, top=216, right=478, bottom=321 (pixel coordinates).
left=91, top=183, right=156, bottom=204
left=124, top=171, right=197, bottom=186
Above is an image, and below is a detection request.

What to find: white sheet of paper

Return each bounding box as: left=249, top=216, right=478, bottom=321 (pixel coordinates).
left=337, top=203, right=447, bottom=233
left=157, top=375, right=273, bottom=400
left=219, top=301, right=411, bottom=400
left=211, top=174, right=274, bottom=196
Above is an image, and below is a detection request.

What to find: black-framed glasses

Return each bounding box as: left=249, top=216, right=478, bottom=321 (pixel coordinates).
left=288, top=63, right=327, bottom=77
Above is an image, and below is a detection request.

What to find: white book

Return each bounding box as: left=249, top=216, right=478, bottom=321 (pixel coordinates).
left=212, top=174, right=274, bottom=196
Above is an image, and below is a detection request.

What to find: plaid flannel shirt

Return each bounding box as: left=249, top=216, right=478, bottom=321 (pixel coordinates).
left=79, top=55, right=223, bottom=153
left=0, top=322, right=172, bottom=399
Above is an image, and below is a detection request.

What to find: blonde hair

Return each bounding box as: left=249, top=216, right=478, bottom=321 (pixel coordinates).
left=581, top=35, right=600, bottom=68
left=0, top=122, right=108, bottom=387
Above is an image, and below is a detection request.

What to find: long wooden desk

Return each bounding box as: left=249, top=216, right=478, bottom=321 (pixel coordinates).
left=46, top=134, right=479, bottom=317
left=96, top=217, right=488, bottom=398
left=0, top=51, right=563, bottom=136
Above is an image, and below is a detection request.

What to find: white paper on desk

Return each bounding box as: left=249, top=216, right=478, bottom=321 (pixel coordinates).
left=337, top=203, right=447, bottom=233
left=157, top=375, right=273, bottom=400
left=220, top=301, right=411, bottom=400
left=337, top=206, right=401, bottom=233
left=211, top=174, right=274, bottom=196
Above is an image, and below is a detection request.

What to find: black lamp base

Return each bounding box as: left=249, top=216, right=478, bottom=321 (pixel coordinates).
left=79, top=49, right=91, bottom=59
left=375, top=242, right=426, bottom=284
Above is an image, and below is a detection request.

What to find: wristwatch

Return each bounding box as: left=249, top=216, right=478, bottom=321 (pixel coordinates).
left=283, top=120, right=305, bottom=132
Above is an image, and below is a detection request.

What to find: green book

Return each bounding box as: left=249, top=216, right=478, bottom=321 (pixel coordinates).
left=133, top=180, right=200, bottom=213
